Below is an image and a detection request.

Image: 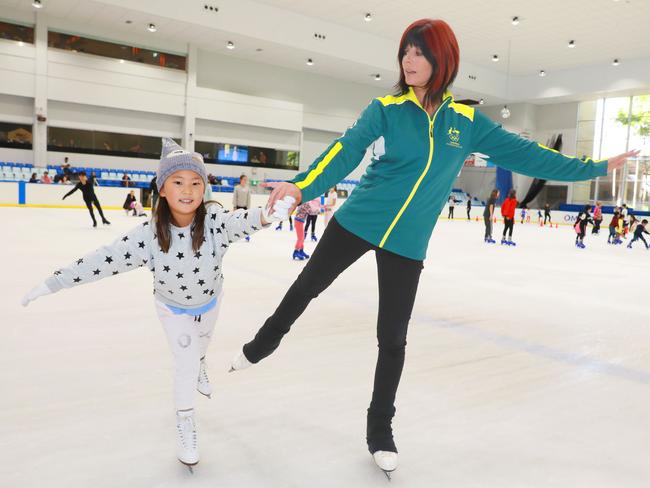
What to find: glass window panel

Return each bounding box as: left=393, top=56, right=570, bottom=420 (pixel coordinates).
left=0, top=20, right=34, bottom=44
left=47, top=31, right=186, bottom=71
left=0, top=121, right=33, bottom=149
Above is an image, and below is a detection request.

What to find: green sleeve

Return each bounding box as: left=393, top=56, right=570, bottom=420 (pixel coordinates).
left=471, top=110, right=608, bottom=181
left=291, top=99, right=385, bottom=201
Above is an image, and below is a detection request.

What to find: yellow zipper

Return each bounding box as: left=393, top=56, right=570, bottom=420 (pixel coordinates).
left=378, top=99, right=447, bottom=248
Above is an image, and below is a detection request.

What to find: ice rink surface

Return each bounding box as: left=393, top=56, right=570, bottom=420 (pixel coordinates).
left=1, top=206, right=649, bottom=488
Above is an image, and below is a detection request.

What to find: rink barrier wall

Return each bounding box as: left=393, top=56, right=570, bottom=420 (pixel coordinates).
left=0, top=181, right=290, bottom=212
left=1, top=181, right=627, bottom=228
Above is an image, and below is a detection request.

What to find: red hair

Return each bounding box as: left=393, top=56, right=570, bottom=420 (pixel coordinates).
left=396, top=19, right=460, bottom=108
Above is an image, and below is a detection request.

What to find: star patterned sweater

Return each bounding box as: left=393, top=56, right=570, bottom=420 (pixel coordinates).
left=45, top=204, right=266, bottom=311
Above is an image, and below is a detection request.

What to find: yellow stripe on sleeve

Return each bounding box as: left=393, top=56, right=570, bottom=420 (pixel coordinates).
left=294, top=142, right=343, bottom=190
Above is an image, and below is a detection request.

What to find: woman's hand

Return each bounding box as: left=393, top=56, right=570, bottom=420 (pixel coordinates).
left=264, top=182, right=302, bottom=215
left=607, top=150, right=640, bottom=173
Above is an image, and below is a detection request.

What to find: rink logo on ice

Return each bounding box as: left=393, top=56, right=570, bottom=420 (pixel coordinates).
left=447, top=127, right=462, bottom=149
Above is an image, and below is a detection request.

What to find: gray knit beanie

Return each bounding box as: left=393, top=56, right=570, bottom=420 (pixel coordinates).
left=156, top=138, right=208, bottom=191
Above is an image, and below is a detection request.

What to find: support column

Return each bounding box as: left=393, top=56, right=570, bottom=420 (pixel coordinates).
left=183, top=44, right=197, bottom=151
left=33, top=12, right=48, bottom=167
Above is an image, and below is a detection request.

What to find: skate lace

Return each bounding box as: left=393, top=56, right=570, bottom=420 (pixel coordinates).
left=199, top=361, right=209, bottom=385
left=177, top=415, right=197, bottom=449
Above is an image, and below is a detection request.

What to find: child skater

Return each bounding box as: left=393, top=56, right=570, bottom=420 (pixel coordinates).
left=627, top=219, right=649, bottom=249
left=304, top=198, right=320, bottom=242
left=324, top=187, right=337, bottom=226
left=520, top=205, right=528, bottom=224
left=292, top=199, right=317, bottom=260
left=62, top=171, right=111, bottom=227
left=21, top=138, right=292, bottom=471
left=607, top=210, right=622, bottom=245
left=574, top=204, right=593, bottom=248
left=500, top=189, right=518, bottom=246
left=483, top=189, right=499, bottom=244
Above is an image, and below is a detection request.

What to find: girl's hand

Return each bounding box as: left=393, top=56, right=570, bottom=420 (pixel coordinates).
left=607, top=150, right=640, bottom=173
left=21, top=282, right=52, bottom=307
left=261, top=196, right=296, bottom=224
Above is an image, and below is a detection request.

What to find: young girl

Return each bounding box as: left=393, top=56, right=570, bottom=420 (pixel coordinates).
left=574, top=204, right=593, bottom=248
left=520, top=205, right=528, bottom=224
left=324, top=187, right=337, bottom=226
left=607, top=211, right=621, bottom=245
left=21, top=138, right=292, bottom=471
left=500, top=189, right=518, bottom=246
left=292, top=199, right=319, bottom=260
left=483, top=189, right=499, bottom=244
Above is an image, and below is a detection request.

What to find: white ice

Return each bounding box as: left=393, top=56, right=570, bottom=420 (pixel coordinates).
left=1, top=206, right=649, bottom=488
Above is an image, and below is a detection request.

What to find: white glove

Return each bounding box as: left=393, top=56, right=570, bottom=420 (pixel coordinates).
left=21, top=282, right=52, bottom=307
left=262, top=196, right=295, bottom=222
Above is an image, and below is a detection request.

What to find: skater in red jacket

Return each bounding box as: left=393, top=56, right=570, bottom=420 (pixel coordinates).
left=500, top=189, right=518, bottom=246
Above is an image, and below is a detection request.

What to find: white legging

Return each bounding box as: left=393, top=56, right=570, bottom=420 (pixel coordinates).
left=155, top=294, right=222, bottom=411
left=324, top=210, right=334, bottom=226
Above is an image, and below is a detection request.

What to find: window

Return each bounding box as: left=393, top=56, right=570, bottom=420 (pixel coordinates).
left=0, top=122, right=33, bottom=149
left=0, top=20, right=34, bottom=44
left=579, top=94, right=650, bottom=210
left=47, top=31, right=186, bottom=71
left=196, top=141, right=300, bottom=170
left=48, top=127, right=179, bottom=159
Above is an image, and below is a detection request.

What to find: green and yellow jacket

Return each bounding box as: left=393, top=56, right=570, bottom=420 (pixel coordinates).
left=291, top=88, right=608, bottom=260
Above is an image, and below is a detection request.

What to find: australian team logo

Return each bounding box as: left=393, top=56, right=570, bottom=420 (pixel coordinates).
left=447, top=127, right=462, bottom=148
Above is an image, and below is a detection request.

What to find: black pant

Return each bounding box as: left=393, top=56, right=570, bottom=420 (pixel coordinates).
left=592, top=218, right=602, bottom=234
left=448, top=206, right=454, bottom=219
left=243, top=217, right=423, bottom=453
left=467, top=207, right=471, bottom=220
left=544, top=212, right=551, bottom=225
left=484, top=215, right=493, bottom=239
left=84, top=196, right=107, bottom=224
left=304, top=214, right=317, bottom=235
left=629, top=235, right=648, bottom=247
left=502, top=217, right=514, bottom=238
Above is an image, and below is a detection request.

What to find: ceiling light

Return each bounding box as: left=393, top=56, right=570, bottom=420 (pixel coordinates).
left=119, top=59, right=125, bottom=64
left=125, top=20, right=132, bottom=24
left=612, top=58, right=620, bottom=66
left=17, top=41, right=24, bottom=47
left=501, top=105, right=511, bottom=119
left=511, top=16, right=520, bottom=25
left=479, top=98, right=485, bottom=105
left=306, top=58, right=314, bottom=66
left=492, top=54, right=499, bottom=62
left=568, top=40, right=576, bottom=48
left=374, top=74, right=381, bottom=81
left=364, top=12, right=372, bottom=22
left=147, top=23, right=157, bottom=33
left=539, top=70, right=546, bottom=77
left=152, top=52, right=158, bottom=58
left=32, top=0, right=43, bottom=8
left=226, top=41, right=235, bottom=50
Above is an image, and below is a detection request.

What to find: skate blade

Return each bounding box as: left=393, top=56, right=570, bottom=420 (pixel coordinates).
left=179, top=460, right=198, bottom=474
left=382, top=469, right=393, bottom=481
left=197, top=389, right=212, bottom=399
left=228, top=366, right=235, bottom=373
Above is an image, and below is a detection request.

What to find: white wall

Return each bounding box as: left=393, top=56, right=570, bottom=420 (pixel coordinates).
left=196, top=50, right=386, bottom=134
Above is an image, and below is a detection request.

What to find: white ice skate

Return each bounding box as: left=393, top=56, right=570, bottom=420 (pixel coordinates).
left=372, top=450, right=398, bottom=480
left=197, top=358, right=212, bottom=398
left=176, top=409, right=199, bottom=472
left=229, top=348, right=253, bottom=372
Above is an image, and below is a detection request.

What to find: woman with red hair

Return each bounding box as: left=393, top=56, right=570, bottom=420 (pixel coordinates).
left=230, top=19, right=638, bottom=475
